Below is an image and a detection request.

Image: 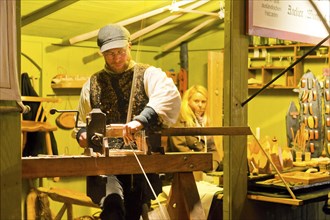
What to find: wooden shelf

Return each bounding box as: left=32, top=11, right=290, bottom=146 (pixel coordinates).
left=248, top=44, right=329, bottom=89
left=248, top=86, right=296, bottom=90
left=51, top=81, right=86, bottom=89
left=247, top=194, right=303, bottom=206
left=296, top=55, right=329, bottom=59
left=248, top=44, right=299, bottom=50
left=249, top=66, right=292, bottom=70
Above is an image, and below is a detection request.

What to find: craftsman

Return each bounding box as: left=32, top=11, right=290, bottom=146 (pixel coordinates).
left=74, top=24, right=181, bottom=220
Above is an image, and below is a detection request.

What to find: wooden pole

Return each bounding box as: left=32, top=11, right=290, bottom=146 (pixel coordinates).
left=180, top=42, right=189, bottom=71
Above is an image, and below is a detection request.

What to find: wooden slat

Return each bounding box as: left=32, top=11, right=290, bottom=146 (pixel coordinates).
left=21, top=0, right=79, bottom=27
left=22, top=153, right=212, bottom=179
left=208, top=51, right=224, bottom=160
left=68, top=0, right=197, bottom=44
left=247, top=194, right=303, bottom=206
left=37, top=187, right=99, bottom=208
left=21, top=96, right=59, bottom=103
left=161, top=126, right=252, bottom=136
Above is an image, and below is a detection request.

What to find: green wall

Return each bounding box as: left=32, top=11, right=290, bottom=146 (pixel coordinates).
left=247, top=89, right=299, bottom=147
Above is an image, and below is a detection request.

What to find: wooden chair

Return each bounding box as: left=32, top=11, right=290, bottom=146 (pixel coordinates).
left=21, top=96, right=59, bottom=156
left=22, top=96, right=62, bottom=219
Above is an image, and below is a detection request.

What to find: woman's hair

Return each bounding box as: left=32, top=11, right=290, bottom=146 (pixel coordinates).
left=180, top=85, right=209, bottom=127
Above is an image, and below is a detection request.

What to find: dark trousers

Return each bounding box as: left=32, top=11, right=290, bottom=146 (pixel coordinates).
left=99, top=174, right=159, bottom=220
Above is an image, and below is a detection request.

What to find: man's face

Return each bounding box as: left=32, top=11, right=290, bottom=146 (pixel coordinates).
left=103, top=45, right=131, bottom=73
left=188, top=92, right=207, bottom=117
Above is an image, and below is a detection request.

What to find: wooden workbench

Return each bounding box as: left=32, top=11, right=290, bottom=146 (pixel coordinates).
left=22, top=152, right=213, bottom=220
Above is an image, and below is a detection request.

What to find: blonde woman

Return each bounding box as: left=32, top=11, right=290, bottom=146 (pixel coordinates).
left=168, top=85, right=217, bottom=154
left=167, top=85, right=220, bottom=181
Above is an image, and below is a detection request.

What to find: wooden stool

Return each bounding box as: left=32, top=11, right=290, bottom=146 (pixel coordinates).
left=36, top=187, right=100, bottom=220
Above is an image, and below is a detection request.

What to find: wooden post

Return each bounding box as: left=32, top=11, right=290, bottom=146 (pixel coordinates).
left=179, top=42, right=189, bottom=94
left=223, top=0, right=249, bottom=219
left=208, top=51, right=224, bottom=161
left=180, top=42, right=189, bottom=71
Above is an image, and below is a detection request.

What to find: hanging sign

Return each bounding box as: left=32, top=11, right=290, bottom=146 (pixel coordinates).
left=247, top=0, right=330, bottom=45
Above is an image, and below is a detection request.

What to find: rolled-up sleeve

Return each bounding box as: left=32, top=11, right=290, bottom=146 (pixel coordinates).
left=143, top=66, right=181, bottom=127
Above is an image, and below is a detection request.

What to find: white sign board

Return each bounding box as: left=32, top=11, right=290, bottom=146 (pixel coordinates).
left=247, top=0, right=330, bottom=45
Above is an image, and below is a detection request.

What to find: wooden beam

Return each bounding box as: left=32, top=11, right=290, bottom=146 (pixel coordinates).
left=247, top=194, right=303, bottom=206
left=161, top=126, right=252, bottom=136
left=208, top=51, right=224, bottom=160
left=223, top=0, right=249, bottom=219
left=68, top=0, right=197, bottom=44
left=22, top=153, right=212, bottom=178
left=162, top=17, right=220, bottom=52
left=130, top=0, right=209, bottom=41
left=21, top=0, right=79, bottom=27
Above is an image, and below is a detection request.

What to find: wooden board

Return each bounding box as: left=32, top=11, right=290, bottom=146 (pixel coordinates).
left=51, top=80, right=86, bottom=89
left=22, top=153, right=212, bottom=178
left=247, top=194, right=303, bottom=206
left=275, top=171, right=330, bottom=185
left=107, top=149, right=146, bottom=156
left=161, top=126, right=252, bottom=136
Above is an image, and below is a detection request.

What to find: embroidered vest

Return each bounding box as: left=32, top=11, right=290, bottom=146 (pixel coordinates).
left=90, top=63, right=149, bottom=124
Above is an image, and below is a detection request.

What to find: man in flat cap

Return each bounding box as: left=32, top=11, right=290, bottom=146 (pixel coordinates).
left=74, top=24, right=181, bottom=220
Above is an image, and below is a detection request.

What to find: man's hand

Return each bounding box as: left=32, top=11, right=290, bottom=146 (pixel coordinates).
left=78, top=131, right=88, bottom=148
left=123, top=120, right=144, bottom=145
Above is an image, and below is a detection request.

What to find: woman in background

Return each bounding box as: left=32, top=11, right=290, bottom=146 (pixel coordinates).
left=167, top=85, right=220, bottom=174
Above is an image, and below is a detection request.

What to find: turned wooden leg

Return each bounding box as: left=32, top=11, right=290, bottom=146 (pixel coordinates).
left=44, top=132, right=53, bottom=155
left=45, top=132, right=60, bottom=182
left=21, top=132, right=27, bottom=156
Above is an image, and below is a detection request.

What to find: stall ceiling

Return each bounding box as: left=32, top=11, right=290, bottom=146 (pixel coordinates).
left=20, top=0, right=224, bottom=51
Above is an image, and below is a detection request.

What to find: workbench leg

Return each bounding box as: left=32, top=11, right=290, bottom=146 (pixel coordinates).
left=66, top=203, right=73, bottom=220
left=54, top=204, right=67, bottom=220
left=167, top=172, right=206, bottom=220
